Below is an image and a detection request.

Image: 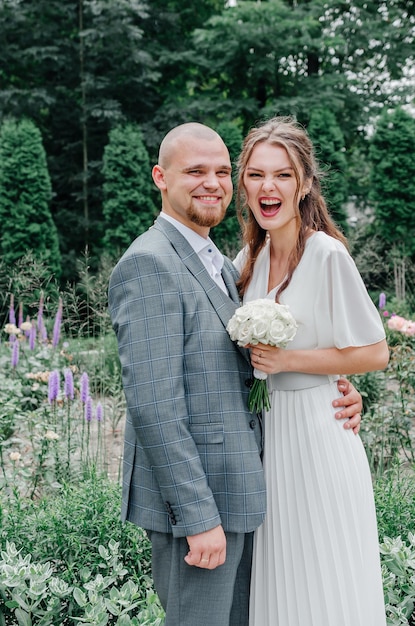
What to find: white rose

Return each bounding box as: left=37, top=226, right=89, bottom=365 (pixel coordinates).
left=235, top=321, right=254, bottom=345
left=250, top=319, right=269, bottom=341
left=268, top=318, right=287, bottom=344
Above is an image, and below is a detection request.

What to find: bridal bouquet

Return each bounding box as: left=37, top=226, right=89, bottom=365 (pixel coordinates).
left=227, top=299, right=297, bottom=413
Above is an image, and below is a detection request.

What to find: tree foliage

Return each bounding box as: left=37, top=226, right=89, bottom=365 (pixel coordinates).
left=0, top=118, right=61, bottom=278
left=0, top=0, right=157, bottom=280
left=307, top=108, right=349, bottom=233
left=211, top=121, right=244, bottom=256
left=0, top=0, right=414, bottom=282
left=369, top=107, right=415, bottom=257
left=102, top=123, right=157, bottom=257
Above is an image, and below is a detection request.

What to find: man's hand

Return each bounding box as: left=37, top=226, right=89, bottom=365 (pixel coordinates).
left=333, top=377, right=363, bottom=434
left=184, top=525, right=226, bottom=570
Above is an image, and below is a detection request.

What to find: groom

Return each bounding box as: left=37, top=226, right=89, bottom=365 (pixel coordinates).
left=108, top=122, right=363, bottom=626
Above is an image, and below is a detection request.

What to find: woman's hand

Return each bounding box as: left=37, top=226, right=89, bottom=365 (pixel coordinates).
left=250, top=344, right=285, bottom=374
left=333, top=378, right=363, bottom=435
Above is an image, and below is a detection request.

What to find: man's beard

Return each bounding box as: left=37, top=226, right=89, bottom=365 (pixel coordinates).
left=187, top=203, right=227, bottom=229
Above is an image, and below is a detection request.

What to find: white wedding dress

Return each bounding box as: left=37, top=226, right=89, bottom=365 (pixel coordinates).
left=234, top=232, right=387, bottom=626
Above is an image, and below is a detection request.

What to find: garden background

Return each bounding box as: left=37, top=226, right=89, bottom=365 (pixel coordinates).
left=1, top=1, right=415, bottom=624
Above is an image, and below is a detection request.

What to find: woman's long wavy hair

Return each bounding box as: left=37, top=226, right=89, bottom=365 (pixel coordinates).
left=236, top=116, right=348, bottom=301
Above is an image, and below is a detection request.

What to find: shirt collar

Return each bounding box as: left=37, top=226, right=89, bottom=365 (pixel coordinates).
left=160, top=212, right=224, bottom=267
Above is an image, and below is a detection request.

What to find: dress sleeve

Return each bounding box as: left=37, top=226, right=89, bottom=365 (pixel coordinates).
left=315, top=245, right=386, bottom=349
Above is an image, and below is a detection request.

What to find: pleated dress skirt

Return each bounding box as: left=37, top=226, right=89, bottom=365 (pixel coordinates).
left=249, top=378, right=386, bottom=626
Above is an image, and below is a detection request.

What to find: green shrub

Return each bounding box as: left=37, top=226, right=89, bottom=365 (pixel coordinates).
left=381, top=533, right=415, bottom=626
left=0, top=539, right=164, bottom=625
left=369, top=107, right=415, bottom=258
left=102, top=123, right=158, bottom=257
left=0, top=475, right=164, bottom=625
left=374, top=465, right=415, bottom=543
left=376, top=465, right=415, bottom=625
left=0, top=118, right=61, bottom=279
left=353, top=321, right=415, bottom=474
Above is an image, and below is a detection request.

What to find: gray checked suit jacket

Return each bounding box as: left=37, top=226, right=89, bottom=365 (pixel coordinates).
left=108, top=216, right=266, bottom=538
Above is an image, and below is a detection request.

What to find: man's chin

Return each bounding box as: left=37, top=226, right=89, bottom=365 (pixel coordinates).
left=189, top=208, right=226, bottom=229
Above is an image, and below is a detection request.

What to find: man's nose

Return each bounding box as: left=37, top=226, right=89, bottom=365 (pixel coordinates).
left=202, top=172, right=220, bottom=188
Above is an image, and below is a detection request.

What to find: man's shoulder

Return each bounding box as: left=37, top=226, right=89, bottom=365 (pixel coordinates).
left=118, top=221, right=171, bottom=259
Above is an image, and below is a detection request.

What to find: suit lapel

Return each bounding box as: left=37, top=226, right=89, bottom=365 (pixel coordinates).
left=154, top=217, right=250, bottom=364
left=221, top=261, right=241, bottom=305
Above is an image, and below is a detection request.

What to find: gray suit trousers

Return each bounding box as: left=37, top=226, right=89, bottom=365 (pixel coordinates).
left=149, top=530, right=253, bottom=626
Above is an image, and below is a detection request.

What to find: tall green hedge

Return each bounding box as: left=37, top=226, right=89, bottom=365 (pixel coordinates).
left=369, top=107, right=415, bottom=257
left=0, top=118, right=61, bottom=278
left=307, top=108, right=349, bottom=234
left=102, top=123, right=158, bottom=257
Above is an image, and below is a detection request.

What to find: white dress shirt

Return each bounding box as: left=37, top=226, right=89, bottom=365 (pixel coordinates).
left=160, top=213, right=228, bottom=294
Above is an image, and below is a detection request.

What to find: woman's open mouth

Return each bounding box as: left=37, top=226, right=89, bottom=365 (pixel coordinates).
left=260, top=198, right=281, bottom=216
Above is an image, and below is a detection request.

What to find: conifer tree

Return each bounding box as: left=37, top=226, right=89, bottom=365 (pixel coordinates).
left=369, top=107, right=415, bottom=258
left=0, top=118, right=61, bottom=278
left=211, top=121, right=243, bottom=256
left=307, top=108, right=349, bottom=234
left=102, top=123, right=157, bottom=256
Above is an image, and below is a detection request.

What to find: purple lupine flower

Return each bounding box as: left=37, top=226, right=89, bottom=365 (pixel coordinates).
left=64, top=368, right=74, bottom=400
left=40, top=321, right=48, bottom=341
left=11, top=340, right=19, bottom=368
left=9, top=295, right=16, bottom=343
left=48, top=369, right=60, bottom=403
left=85, top=396, right=93, bottom=422
left=52, top=297, right=63, bottom=347
left=96, top=401, right=103, bottom=422
left=80, top=372, right=89, bottom=404
left=379, top=292, right=386, bottom=309
left=29, top=322, right=36, bottom=350
left=9, top=295, right=16, bottom=325
left=37, top=295, right=48, bottom=341
left=37, top=295, right=44, bottom=330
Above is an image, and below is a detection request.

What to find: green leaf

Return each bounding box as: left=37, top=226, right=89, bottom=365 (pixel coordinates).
left=15, top=608, right=32, bottom=626
left=73, top=587, right=88, bottom=608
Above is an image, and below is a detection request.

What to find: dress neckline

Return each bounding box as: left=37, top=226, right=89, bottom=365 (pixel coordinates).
left=266, top=232, right=318, bottom=298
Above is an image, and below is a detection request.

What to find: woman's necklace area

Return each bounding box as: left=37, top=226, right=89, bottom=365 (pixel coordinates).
left=268, top=251, right=289, bottom=293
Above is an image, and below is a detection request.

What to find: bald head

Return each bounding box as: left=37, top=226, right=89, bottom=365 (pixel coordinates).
left=159, top=123, right=224, bottom=168
left=152, top=122, right=233, bottom=237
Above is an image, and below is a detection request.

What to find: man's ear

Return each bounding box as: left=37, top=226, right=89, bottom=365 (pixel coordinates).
left=152, top=164, right=167, bottom=190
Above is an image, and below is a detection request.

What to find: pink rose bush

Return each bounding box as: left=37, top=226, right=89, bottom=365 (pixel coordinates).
left=387, top=315, right=415, bottom=336
left=377, top=292, right=415, bottom=337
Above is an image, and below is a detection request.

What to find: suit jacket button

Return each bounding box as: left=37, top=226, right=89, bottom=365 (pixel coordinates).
left=249, top=419, right=256, bottom=429
left=245, top=378, right=253, bottom=388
